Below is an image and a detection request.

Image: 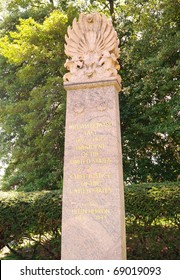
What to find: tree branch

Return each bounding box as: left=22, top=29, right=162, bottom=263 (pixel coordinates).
left=107, top=0, right=115, bottom=25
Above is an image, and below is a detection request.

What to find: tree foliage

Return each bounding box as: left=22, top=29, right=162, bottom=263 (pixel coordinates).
left=117, top=0, right=180, bottom=183
left=0, top=7, right=70, bottom=190
left=0, top=0, right=179, bottom=190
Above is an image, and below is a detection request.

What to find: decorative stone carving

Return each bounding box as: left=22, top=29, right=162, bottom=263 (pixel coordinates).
left=68, top=87, right=115, bottom=114
left=63, top=13, right=121, bottom=84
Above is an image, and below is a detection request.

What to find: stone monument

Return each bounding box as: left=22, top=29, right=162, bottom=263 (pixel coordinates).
left=61, top=13, right=126, bottom=260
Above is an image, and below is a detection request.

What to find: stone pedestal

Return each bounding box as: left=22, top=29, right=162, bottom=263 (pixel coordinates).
left=61, top=79, right=126, bottom=259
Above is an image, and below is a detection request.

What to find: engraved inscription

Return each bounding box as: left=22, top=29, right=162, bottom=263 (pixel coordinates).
left=68, top=122, right=113, bottom=130
left=75, top=144, right=105, bottom=151
left=72, top=203, right=110, bottom=221
left=73, top=187, right=112, bottom=194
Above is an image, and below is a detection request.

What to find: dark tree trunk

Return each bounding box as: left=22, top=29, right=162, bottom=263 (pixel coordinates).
left=108, top=0, right=115, bottom=24
left=108, top=0, right=114, bottom=16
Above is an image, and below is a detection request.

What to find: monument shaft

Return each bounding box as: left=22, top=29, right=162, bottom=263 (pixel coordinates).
left=61, top=80, right=126, bottom=259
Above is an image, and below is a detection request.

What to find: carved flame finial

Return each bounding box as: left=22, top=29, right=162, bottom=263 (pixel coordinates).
left=63, top=13, right=121, bottom=84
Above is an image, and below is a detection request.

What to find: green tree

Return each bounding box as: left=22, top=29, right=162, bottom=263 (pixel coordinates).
left=0, top=9, right=69, bottom=190
left=117, top=0, right=180, bottom=183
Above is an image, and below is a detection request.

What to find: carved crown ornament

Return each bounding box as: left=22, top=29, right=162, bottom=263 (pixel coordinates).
left=63, top=13, right=121, bottom=84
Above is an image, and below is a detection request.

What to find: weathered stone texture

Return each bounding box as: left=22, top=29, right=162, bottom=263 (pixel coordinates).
left=61, top=80, right=126, bottom=259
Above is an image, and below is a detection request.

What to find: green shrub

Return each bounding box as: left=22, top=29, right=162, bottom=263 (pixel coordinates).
left=125, top=182, right=180, bottom=259
left=0, top=182, right=179, bottom=259
left=0, top=191, right=62, bottom=259
left=125, top=182, right=179, bottom=225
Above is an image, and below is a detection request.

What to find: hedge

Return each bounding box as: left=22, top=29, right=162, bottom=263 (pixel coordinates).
left=0, top=191, right=62, bottom=259
left=125, top=182, right=179, bottom=259
left=0, top=182, right=179, bottom=259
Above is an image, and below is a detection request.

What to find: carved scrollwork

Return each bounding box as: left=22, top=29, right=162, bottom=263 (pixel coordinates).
left=63, top=13, right=121, bottom=84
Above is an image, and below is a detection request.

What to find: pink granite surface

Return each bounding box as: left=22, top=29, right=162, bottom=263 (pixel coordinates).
left=61, top=80, right=126, bottom=259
